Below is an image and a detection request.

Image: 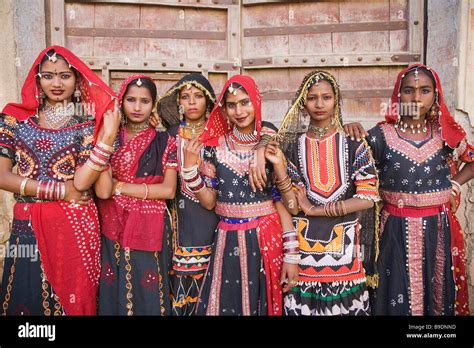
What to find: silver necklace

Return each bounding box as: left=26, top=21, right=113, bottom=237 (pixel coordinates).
left=396, top=119, right=428, bottom=134
left=308, top=123, right=330, bottom=138
left=231, top=126, right=258, bottom=145
left=43, top=102, right=75, bottom=129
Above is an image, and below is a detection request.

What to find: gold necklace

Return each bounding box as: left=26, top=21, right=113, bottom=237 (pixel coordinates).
left=181, top=120, right=205, bottom=138
left=308, top=123, right=331, bottom=138
left=127, top=121, right=149, bottom=132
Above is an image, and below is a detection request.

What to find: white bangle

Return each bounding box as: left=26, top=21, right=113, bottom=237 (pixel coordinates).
left=450, top=180, right=462, bottom=193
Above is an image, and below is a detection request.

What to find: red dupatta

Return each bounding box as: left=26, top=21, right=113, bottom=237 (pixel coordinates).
left=199, top=75, right=262, bottom=146
left=3, top=46, right=115, bottom=315
left=385, top=64, right=469, bottom=315
left=98, top=127, right=172, bottom=251
left=2, top=45, right=116, bottom=140
left=384, top=63, right=465, bottom=149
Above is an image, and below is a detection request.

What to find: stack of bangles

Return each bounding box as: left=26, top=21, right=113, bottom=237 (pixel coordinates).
left=181, top=164, right=205, bottom=193
left=85, top=141, right=114, bottom=172
left=35, top=180, right=66, bottom=200
left=276, top=174, right=292, bottom=194
left=283, top=229, right=300, bottom=264
left=323, top=201, right=347, bottom=217
left=450, top=180, right=462, bottom=197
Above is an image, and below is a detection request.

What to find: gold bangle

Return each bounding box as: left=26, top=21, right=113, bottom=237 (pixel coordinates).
left=96, top=141, right=114, bottom=153
left=85, top=159, right=105, bottom=172
left=20, top=178, right=30, bottom=196
left=340, top=200, right=347, bottom=216
left=115, top=181, right=125, bottom=196
left=142, top=183, right=149, bottom=200
left=305, top=205, right=315, bottom=216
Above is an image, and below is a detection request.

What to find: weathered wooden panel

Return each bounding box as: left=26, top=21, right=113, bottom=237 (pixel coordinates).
left=339, top=0, right=389, bottom=22
left=94, top=4, right=140, bottom=29
left=288, top=1, right=339, bottom=25
left=65, top=2, right=95, bottom=28
left=333, top=31, right=390, bottom=53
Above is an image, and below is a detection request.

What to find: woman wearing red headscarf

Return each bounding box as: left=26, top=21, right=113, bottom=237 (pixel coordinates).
left=182, top=75, right=298, bottom=316
left=0, top=46, right=120, bottom=315
left=346, top=64, right=473, bottom=315
left=95, top=75, right=177, bottom=315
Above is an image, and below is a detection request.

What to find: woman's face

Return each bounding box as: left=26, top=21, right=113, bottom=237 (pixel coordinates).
left=225, top=88, right=255, bottom=134
left=304, top=80, right=335, bottom=125
left=399, top=70, right=435, bottom=119
left=179, top=85, right=207, bottom=123
left=122, top=85, right=154, bottom=124
left=39, top=58, right=76, bottom=105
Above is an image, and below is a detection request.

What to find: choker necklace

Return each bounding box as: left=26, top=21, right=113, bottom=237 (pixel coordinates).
left=308, top=123, right=331, bottom=138
left=396, top=118, right=428, bottom=134
left=43, top=102, right=75, bottom=129
left=230, top=126, right=258, bottom=146
left=182, top=120, right=205, bottom=138
left=127, top=121, right=149, bottom=132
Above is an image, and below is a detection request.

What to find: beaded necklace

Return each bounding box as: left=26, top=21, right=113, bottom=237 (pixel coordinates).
left=43, top=102, right=75, bottom=129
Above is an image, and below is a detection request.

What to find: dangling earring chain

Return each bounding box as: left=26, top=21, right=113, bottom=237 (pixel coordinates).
left=43, top=101, right=75, bottom=129
left=231, top=126, right=258, bottom=145
left=396, top=118, right=428, bottom=134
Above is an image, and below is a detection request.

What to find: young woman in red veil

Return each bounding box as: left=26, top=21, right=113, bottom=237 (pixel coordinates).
left=184, top=75, right=298, bottom=316
left=345, top=64, right=473, bottom=315
left=0, top=46, right=120, bottom=315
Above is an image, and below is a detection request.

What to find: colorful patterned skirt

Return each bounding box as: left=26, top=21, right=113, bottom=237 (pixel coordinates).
left=196, top=218, right=268, bottom=316
left=1, top=218, right=65, bottom=315
left=98, top=212, right=173, bottom=316
left=284, top=278, right=370, bottom=316
left=374, top=208, right=455, bottom=315
left=170, top=244, right=213, bottom=316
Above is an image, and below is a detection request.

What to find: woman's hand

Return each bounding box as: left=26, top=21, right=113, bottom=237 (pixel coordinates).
left=264, top=140, right=284, bottom=165
left=64, top=180, right=90, bottom=205
left=249, top=147, right=267, bottom=192
left=343, top=122, right=368, bottom=141
left=449, top=189, right=461, bottom=213
left=294, top=185, right=313, bottom=214
left=149, top=110, right=161, bottom=129
left=281, top=262, right=299, bottom=293
left=101, top=100, right=121, bottom=144
left=183, top=138, right=203, bottom=168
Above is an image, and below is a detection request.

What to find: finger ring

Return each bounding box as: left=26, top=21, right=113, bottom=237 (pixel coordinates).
left=70, top=199, right=76, bottom=204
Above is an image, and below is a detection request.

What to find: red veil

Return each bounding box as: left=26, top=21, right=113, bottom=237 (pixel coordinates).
left=384, top=63, right=465, bottom=149
left=199, top=74, right=263, bottom=146
left=2, top=45, right=116, bottom=140
left=385, top=64, right=469, bottom=315
left=3, top=46, right=116, bottom=315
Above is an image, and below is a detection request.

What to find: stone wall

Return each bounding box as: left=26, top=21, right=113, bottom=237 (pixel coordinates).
left=0, top=0, right=45, bottom=282
left=427, top=0, right=474, bottom=313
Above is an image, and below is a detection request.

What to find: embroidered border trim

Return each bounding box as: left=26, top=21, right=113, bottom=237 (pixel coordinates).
left=380, top=189, right=451, bottom=207
left=381, top=123, right=443, bottom=164
left=215, top=200, right=276, bottom=219
left=406, top=217, right=424, bottom=315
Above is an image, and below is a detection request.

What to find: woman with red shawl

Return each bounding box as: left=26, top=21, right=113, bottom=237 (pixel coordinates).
left=346, top=64, right=473, bottom=315
left=185, top=75, right=298, bottom=316
left=0, top=46, right=120, bottom=315
left=95, top=75, right=177, bottom=315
